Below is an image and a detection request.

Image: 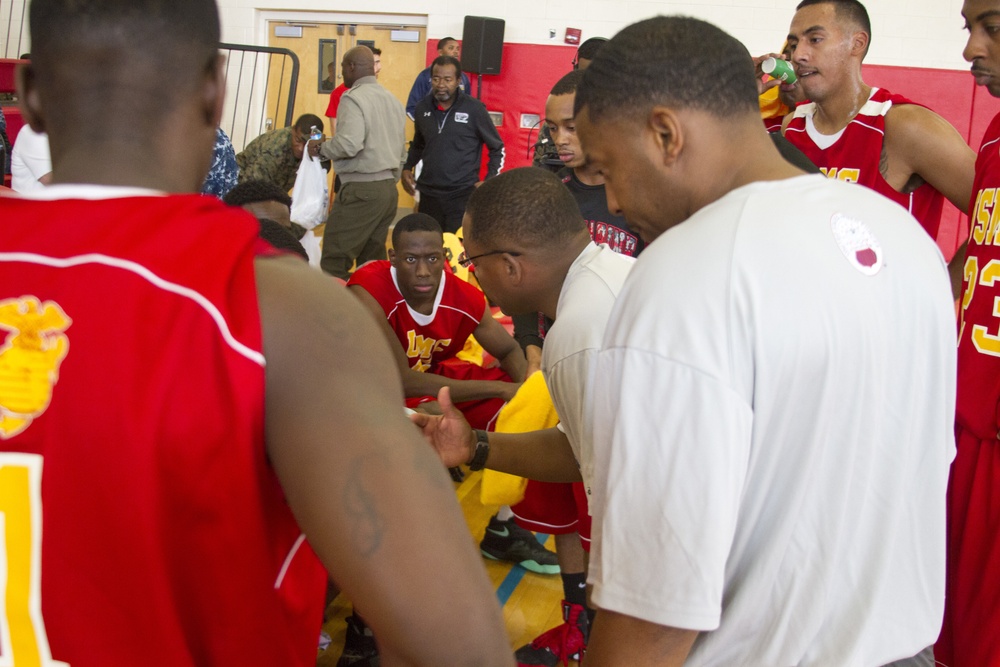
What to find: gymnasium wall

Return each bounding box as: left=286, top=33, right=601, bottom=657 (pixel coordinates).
left=216, top=0, right=970, bottom=70
left=441, top=47, right=993, bottom=258
left=6, top=0, right=983, bottom=254
left=216, top=0, right=979, bottom=256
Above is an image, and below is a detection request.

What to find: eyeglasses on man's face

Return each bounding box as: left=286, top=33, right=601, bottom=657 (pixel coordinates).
left=456, top=249, right=522, bottom=269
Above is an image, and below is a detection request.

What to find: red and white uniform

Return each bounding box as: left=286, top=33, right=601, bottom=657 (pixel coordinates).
left=347, top=260, right=508, bottom=429
left=784, top=88, right=944, bottom=239
left=938, top=113, right=1000, bottom=666
left=348, top=260, right=484, bottom=373
left=0, top=187, right=326, bottom=667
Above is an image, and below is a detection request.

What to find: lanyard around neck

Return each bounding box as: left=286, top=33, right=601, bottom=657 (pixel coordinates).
left=435, top=105, right=454, bottom=134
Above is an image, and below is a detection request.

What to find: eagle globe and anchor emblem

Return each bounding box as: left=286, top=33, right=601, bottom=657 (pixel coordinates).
left=0, top=296, right=71, bottom=439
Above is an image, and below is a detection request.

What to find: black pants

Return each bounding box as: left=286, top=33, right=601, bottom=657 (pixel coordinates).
left=418, top=186, right=476, bottom=234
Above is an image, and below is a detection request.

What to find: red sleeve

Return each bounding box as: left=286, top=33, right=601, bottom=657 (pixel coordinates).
left=449, top=273, right=488, bottom=323
left=345, top=260, right=396, bottom=316
left=325, top=84, right=348, bottom=119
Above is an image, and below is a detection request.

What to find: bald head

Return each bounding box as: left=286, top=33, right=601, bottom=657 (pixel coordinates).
left=342, top=46, right=375, bottom=87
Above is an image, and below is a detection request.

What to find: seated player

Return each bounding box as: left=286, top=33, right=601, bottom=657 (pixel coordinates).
left=348, top=212, right=526, bottom=427
left=347, top=214, right=556, bottom=567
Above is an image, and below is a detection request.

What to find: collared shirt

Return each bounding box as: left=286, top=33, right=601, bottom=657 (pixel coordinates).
left=319, top=76, right=406, bottom=181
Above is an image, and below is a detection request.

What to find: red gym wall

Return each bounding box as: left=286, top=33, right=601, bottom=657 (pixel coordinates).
left=436, top=41, right=1000, bottom=260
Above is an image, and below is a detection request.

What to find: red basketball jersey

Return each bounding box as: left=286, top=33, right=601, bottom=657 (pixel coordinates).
left=348, top=260, right=485, bottom=373
left=0, top=191, right=325, bottom=667
left=958, top=113, right=1000, bottom=438
left=784, top=88, right=944, bottom=239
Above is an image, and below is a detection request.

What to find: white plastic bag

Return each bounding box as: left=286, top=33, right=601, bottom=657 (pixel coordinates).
left=300, top=229, right=322, bottom=269
left=289, top=152, right=328, bottom=230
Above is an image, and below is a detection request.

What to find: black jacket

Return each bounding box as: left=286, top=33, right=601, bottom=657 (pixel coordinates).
left=404, top=90, right=504, bottom=197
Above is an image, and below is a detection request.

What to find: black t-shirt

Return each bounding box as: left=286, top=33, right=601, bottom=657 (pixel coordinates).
left=558, top=167, right=644, bottom=258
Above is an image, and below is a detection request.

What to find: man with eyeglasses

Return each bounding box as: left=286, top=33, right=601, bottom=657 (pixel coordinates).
left=347, top=215, right=557, bottom=579
left=402, top=56, right=504, bottom=234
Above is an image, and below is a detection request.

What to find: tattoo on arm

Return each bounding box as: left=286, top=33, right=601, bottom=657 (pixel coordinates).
left=344, top=455, right=386, bottom=557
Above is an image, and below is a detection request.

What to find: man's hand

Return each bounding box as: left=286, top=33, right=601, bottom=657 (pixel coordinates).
left=409, top=387, right=476, bottom=468
left=402, top=169, right=417, bottom=196
left=752, top=53, right=785, bottom=95
left=307, top=137, right=325, bottom=159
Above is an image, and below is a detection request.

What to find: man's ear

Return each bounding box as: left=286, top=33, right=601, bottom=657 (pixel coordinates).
left=502, top=253, right=525, bottom=286
left=201, top=53, right=226, bottom=128
left=388, top=248, right=397, bottom=264
left=850, top=30, right=870, bottom=59
left=648, top=106, right=683, bottom=167
left=15, top=62, right=46, bottom=134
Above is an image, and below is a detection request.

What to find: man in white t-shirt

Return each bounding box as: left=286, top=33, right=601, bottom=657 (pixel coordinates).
left=410, top=166, right=634, bottom=664
left=11, top=125, right=51, bottom=193
left=573, top=16, right=956, bottom=667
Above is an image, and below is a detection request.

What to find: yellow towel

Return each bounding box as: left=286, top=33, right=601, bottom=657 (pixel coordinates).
left=759, top=85, right=790, bottom=121
left=481, top=371, right=559, bottom=505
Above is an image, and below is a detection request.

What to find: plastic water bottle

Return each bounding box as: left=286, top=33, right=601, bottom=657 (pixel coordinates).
left=310, top=125, right=322, bottom=141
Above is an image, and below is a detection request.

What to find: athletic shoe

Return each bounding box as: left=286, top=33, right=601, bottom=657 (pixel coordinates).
left=337, top=613, right=380, bottom=667
left=480, top=516, right=560, bottom=575
left=514, top=600, right=589, bottom=666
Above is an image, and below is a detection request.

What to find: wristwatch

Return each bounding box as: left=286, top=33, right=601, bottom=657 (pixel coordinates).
left=468, top=429, right=491, bottom=471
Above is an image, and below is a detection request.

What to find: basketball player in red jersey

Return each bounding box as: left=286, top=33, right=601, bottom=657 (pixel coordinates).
left=773, top=0, right=975, bottom=243
left=348, top=213, right=526, bottom=429
left=0, top=1, right=512, bottom=666
left=938, top=3, right=1000, bottom=664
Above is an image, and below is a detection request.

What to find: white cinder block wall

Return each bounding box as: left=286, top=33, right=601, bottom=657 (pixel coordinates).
left=216, top=0, right=971, bottom=71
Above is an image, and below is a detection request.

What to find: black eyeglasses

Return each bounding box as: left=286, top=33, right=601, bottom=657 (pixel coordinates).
left=457, top=249, right=522, bottom=269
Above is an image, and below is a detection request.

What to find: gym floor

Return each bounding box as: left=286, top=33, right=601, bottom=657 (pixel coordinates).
left=317, top=468, right=572, bottom=665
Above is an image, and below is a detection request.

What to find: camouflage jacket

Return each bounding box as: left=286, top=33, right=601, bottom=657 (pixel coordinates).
left=236, top=126, right=298, bottom=193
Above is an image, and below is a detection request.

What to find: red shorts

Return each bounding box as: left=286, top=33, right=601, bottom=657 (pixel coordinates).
left=405, top=360, right=509, bottom=430
left=936, top=425, right=1000, bottom=666
left=511, top=480, right=591, bottom=552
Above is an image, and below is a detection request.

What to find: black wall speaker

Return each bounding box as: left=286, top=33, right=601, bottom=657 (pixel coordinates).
left=462, top=16, right=505, bottom=75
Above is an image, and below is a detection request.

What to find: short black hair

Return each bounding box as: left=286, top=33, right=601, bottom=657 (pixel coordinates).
left=224, top=179, right=292, bottom=209
left=293, top=114, right=324, bottom=134
left=431, top=56, right=463, bottom=79
left=258, top=218, right=308, bottom=260
left=576, top=37, right=607, bottom=61
left=464, top=168, right=585, bottom=250
left=371, top=47, right=382, bottom=56
left=392, top=213, right=443, bottom=247
left=438, top=37, right=458, bottom=50
left=29, top=0, right=220, bottom=137
left=575, top=16, right=758, bottom=124
left=550, top=69, right=585, bottom=97
left=796, top=0, right=871, bottom=44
